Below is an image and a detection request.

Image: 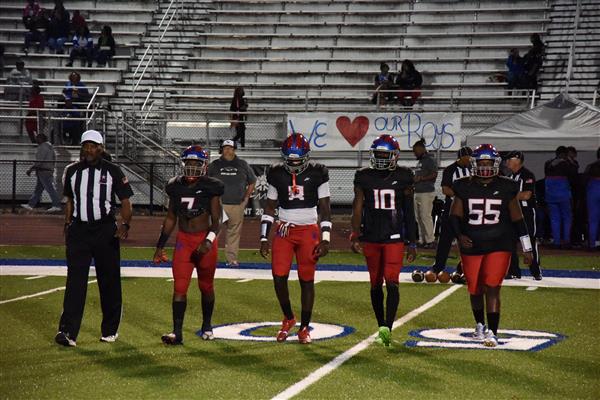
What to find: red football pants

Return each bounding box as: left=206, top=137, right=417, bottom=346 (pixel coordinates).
left=460, top=251, right=511, bottom=295
left=172, top=230, right=218, bottom=296
left=362, top=242, right=405, bottom=287
left=272, top=223, right=320, bottom=281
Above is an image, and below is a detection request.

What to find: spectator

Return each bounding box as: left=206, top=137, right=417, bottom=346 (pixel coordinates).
left=61, top=95, right=84, bottom=145
left=63, top=71, right=90, bottom=103
left=25, top=83, right=45, bottom=143
left=53, top=0, right=69, bottom=23
left=506, top=48, right=524, bottom=92
left=66, top=26, right=93, bottom=67
left=567, top=146, right=585, bottom=246
left=396, top=59, right=422, bottom=107
left=5, top=60, right=33, bottom=101
left=23, top=8, right=49, bottom=54
left=521, top=33, right=545, bottom=90
left=70, top=10, right=86, bottom=33
left=371, top=62, right=395, bottom=105
left=46, top=8, right=69, bottom=54
left=95, top=26, right=116, bottom=66
left=208, top=139, right=257, bottom=267
left=544, top=146, right=577, bottom=248
left=412, top=139, right=438, bottom=248
left=583, top=148, right=600, bottom=250
left=230, top=86, right=248, bottom=148
left=21, top=133, right=62, bottom=213
left=22, top=0, right=43, bottom=30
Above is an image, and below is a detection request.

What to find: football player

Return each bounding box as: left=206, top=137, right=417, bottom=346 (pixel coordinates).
left=152, top=145, right=224, bottom=345
left=449, top=144, right=533, bottom=347
left=259, top=133, right=331, bottom=344
left=350, top=135, right=417, bottom=347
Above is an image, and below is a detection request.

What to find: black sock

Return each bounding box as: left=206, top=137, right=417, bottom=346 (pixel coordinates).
left=385, top=284, right=399, bottom=330
left=300, top=310, right=312, bottom=329
left=487, top=312, right=500, bottom=335
left=472, top=308, right=485, bottom=325
left=280, top=301, right=294, bottom=321
left=172, top=300, right=186, bottom=339
left=201, top=293, right=215, bottom=332
left=370, top=286, right=385, bottom=327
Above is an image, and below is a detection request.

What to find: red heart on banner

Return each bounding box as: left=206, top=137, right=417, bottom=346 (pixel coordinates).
left=335, top=116, right=370, bottom=147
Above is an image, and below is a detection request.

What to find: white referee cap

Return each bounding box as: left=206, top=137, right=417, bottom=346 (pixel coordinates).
left=81, top=130, right=104, bottom=145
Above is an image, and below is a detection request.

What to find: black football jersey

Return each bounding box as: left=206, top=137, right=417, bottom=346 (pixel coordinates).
left=452, top=176, right=519, bottom=255
left=354, top=167, right=416, bottom=243
left=267, top=162, right=329, bottom=210
left=506, top=166, right=536, bottom=209
left=165, top=176, right=224, bottom=220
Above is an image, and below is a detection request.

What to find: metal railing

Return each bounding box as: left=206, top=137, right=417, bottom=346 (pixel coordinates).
left=1, top=84, right=102, bottom=110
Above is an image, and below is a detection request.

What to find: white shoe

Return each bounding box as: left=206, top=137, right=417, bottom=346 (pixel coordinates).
left=21, top=204, right=33, bottom=210
left=201, top=330, right=214, bottom=341
left=46, top=206, right=62, bottom=213
left=472, top=323, right=486, bottom=340
left=483, top=330, right=498, bottom=347
left=100, top=333, right=119, bottom=343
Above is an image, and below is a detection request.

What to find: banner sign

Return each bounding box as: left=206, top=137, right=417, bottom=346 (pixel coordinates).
left=287, top=112, right=462, bottom=151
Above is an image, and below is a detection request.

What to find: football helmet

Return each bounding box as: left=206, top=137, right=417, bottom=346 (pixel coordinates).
left=370, top=134, right=400, bottom=170
left=471, top=144, right=500, bottom=178
left=281, top=133, right=311, bottom=174
left=181, top=145, right=209, bottom=181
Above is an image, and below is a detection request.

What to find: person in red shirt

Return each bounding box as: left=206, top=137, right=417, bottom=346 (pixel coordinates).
left=26, top=84, right=44, bottom=143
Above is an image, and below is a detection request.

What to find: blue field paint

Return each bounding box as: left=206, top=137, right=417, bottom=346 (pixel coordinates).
left=1, top=258, right=599, bottom=279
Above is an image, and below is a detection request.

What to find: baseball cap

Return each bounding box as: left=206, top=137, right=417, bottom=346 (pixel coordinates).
left=506, top=150, right=524, bottom=161
left=81, top=130, right=103, bottom=145
left=457, top=146, right=473, bottom=158
left=221, top=139, right=236, bottom=148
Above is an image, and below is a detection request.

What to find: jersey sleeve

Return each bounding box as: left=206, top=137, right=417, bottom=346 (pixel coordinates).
left=353, top=169, right=365, bottom=188
left=210, top=179, right=225, bottom=197
left=441, top=165, right=454, bottom=187
left=113, top=166, right=134, bottom=200
left=452, top=179, right=466, bottom=200
left=266, top=167, right=279, bottom=200
left=522, top=170, right=536, bottom=193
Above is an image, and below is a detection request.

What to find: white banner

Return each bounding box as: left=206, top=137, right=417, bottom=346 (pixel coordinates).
left=287, top=112, right=462, bottom=151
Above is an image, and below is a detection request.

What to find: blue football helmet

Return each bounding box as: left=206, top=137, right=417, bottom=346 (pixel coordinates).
left=471, top=144, right=500, bottom=177
left=281, top=133, right=311, bottom=174
left=181, top=145, right=209, bottom=180
left=370, top=134, right=400, bottom=170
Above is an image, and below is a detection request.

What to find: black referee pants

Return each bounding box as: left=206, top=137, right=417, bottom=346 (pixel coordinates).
left=509, top=208, right=542, bottom=278
left=59, top=220, right=122, bottom=339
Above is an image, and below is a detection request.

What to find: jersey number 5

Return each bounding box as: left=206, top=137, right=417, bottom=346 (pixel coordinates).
left=373, top=189, right=396, bottom=210
left=468, top=198, right=502, bottom=225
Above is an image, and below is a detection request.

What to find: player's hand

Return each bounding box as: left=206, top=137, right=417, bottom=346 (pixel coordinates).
left=406, top=246, right=417, bottom=263
left=313, top=240, right=330, bottom=258
left=197, top=240, right=212, bottom=254
left=260, top=241, right=270, bottom=259
left=350, top=239, right=362, bottom=254
left=523, top=251, right=533, bottom=265
left=115, top=224, right=129, bottom=239
left=458, top=234, right=473, bottom=249
left=153, top=248, right=169, bottom=264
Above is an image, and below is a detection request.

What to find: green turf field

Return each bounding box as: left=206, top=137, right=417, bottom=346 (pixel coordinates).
left=1, top=246, right=599, bottom=399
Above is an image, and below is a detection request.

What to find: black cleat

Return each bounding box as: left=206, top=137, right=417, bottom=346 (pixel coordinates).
left=161, top=332, right=183, bottom=345
left=533, top=274, right=543, bottom=281
left=55, top=331, right=76, bottom=347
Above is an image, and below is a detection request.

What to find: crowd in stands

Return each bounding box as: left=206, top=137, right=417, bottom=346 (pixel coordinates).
left=371, top=61, right=423, bottom=107
left=506, top=33, right=545, bottom=92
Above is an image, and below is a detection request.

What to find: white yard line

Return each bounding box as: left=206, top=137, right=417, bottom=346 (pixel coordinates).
left=526, top=286, right=539, bottom=291
left=24, top=275, right=47, bottom=280
left=0, top=279, right=97, bottom=305
left=272, top=285, right=462, bottom=400
left=236, top=278, right=254, bottom=283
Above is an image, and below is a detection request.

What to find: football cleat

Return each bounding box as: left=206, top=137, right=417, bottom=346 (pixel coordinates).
left=411, top=270, right=424, bottom=282
left=483, top=330, right=498, bottom=348
left=100, top=333, right=119, bottom=343
left=161, top=332, right=183, bottom=345
left=297, top=326, right=312, bottom=344
left=472, top=323, right=486, bottom=341
left=376, top=326, right=391, bottom=347
left=200, top=330, right=214, bottom=341
left=55, top=331, right=76, bottom=347
left=276, top=317, right=297, bottom=342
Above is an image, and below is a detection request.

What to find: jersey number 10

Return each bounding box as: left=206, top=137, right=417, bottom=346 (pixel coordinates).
left=468, top=198, right=502, bottom=225
left=373, top=189, right=396, bottom=210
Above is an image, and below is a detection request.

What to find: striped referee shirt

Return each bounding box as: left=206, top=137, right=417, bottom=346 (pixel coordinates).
left=441, top=161, right=471, bottom=204
left=507, top=166, right=536, bottom=209
left=63, top=159, right=134, bottom=222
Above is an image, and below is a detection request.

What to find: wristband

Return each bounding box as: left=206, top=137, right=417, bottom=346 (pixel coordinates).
left=260, top=214, right=274, bottom=240
left=156, top=231, right=169, bottom=248
left=206, top=231, right=216, bottom=243
left=321, top=231, right=331, bottom=242
left=320, top=220, right=332, bottom=242
left=519, top=235, right=533, bottom=252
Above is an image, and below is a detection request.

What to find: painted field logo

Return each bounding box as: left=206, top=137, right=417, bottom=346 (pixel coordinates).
left=199, top=322, right=355, bottom=342
left=405, top=328, right=565, bottom=351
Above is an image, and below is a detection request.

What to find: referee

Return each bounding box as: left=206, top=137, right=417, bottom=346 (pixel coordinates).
left=55, top=130, right=133, bottom=347
left=505, top=151, right=542, bottom=280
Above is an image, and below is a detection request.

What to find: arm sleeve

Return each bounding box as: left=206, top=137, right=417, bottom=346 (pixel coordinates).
left=212, top=180, right=225, bottom=197
left=113, top=167, right=134, bottom=200
left=403, top=170, right=417, bottom=242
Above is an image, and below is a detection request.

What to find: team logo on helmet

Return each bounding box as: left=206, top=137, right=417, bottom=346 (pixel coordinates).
left=180, top=145, right=209, bottom=180
left=281, top=133, right=311, bottom=174
left=471, top=144, right=500, bottom=178
left=370, top=134, right=400, bottom=170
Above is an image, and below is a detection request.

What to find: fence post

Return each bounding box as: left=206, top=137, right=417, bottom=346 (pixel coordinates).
left=149, top=162, right=154, bottom=216
left=12, top=160, right=17, bottom=213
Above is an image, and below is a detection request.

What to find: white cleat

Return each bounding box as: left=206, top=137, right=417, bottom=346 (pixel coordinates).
left=472, top=323, right=486, bottom=341
left=100, top=333, right=119, bottom=343
left=201, top=330, right=214, bottom=341
left=483, top=330, right=498, bottom=348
